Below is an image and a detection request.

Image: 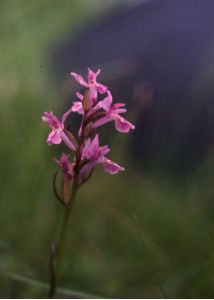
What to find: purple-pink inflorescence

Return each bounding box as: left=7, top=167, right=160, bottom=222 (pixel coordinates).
left=42, top=68, right=135, bottom=202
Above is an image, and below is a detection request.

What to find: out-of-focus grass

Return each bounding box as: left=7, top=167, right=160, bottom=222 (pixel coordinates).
left=0, top=0, right=214, bottom=298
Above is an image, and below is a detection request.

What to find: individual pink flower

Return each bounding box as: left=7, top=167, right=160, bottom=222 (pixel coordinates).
left=81, top=134, right=110, bottom=173
left=42, top=109, right=76, bottom=151
left=70, top=68, right=107, bottom=94
left=93, top=91, right=135, bottom=133
left=81, top=134, right=124, bottom=175
left=70, top=68, right=107, bottom=108
left=54, top=153, right=74, bottom=180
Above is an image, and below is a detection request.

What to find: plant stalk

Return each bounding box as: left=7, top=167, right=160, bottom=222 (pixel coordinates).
left=49, top=94, right=88, bottom=298
left=48, top=176, right=79, bottom=298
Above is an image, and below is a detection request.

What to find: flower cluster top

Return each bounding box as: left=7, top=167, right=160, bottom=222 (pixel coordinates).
left=42, top=69, right=135, bottom=190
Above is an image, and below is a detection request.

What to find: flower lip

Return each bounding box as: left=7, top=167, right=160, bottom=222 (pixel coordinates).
left=102, top=157, right=125, bottom=174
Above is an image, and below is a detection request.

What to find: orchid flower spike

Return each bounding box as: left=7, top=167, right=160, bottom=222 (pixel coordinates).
left=43, top=68, right=135, bottom=298
left=42, top=68, right=135, bottom=200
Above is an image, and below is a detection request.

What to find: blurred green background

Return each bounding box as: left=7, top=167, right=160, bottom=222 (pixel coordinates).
left=0, top=0, right=214, bottom=298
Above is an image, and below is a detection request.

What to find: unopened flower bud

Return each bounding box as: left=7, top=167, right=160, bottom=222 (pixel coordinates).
left=82, top=89, right=91, bottom=111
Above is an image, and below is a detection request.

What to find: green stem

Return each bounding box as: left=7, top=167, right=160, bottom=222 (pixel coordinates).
left=49, top=176, right=79, bottom=298
left=49, top=97, right=89, bottom=298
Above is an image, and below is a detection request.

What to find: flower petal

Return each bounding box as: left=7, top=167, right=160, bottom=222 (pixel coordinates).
left=80, top=161, right=96, bottom=175
left=84, top=134, right=99, bottom=159
left=95, top=82, right=108, bottom=94
left=61, top=107, right=74, bottom=128
left=82, top=134, right=110, bottom=162
left=87, top=68, right=107, bottom=94
left=42, top=111, right=61, bottom=129
left=93, top=115, right=113, bottom=128
left=70, top=72, right=88, bottom=87
left=71, top=101, right=84, bottom=114
left=76, top=92, right=84, bottom=101
left=47, top=129, right=62, bottom=145
left=111, top=103, right=127, bottom=114
left=88, top=91, right=111, bottom=116
left=114, top=115, right=135, bottom=133
left=60, top=131, right=76, bottom=151
left=102, top=158, right=125, bottom=174
left=99, top=90, right=113, bottom=111
left=55, top=153, right=74, bottom=179
left=90, top=134, right=99, bottom=152
left=88, top=68, right=100, bottom=84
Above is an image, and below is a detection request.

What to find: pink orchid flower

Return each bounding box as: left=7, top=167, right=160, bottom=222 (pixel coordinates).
left=81, top=134, right=124, bottom=174
left=70, top=68, right=107, bottom=108
left=93, top=91, right=135, bottom=133
left=70, top=68, right=107, bottom=94
left=55, top=153, right=74, bottom=180
left=42, top=109, right=76, bottom=151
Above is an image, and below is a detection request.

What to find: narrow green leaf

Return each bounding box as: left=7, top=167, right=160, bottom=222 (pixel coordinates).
left=1, top=272, right=104, bottom=298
